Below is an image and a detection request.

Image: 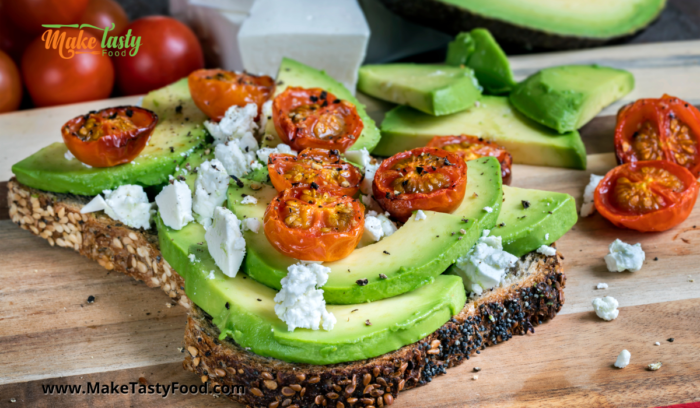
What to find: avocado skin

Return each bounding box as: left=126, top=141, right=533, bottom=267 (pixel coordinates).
left=377, top=0, right=665, bottom=51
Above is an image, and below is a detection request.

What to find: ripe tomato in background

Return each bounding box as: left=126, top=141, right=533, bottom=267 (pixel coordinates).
left=80, top=0, right=129, bottom=37
left=0, top=1, right=34, bottom=61
left=0, top=50, right=22, bottom=113
left=4, top=0, right=89, bottom=35
left=113, top=16, right=204, bottom=96
left=21, top=28, right=114, bottom=107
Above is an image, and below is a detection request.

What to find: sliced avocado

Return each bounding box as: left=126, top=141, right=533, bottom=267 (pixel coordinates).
left=157, top=216, right=466, bottom=365
left=357, top=64, right=482, bottom=116
left=445, top=29, right=516, bottom=95
left=229, top=157, right=502, bottom=304
left=491, top=185, right=577, bottom=257
left=376, top=96, right=586, bottom=170
left=263, top=58, right=381, bottom=153
left=12, top=79, right=206, bottom=196
left=510, top=65, right=634, bottom=133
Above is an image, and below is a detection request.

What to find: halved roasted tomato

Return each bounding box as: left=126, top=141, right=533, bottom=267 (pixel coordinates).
left=61, top=106, right=158, bottom=168
left=188, top=69, right=275, bottom=121
left=427, top=135, right=513, bottom=185
left=594, top=160, right=699, bottom=232
left=272, top=87, right=363, bottom=153
left=264, top=187, right=364, bottom=262
left=268, top=148, right=363, bottom=196
left=615, top=95, right=700, bottom=178
left=373, top=147, right=467, bottom=222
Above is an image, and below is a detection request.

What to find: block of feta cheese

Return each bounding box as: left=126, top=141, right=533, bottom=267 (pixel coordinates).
left=605, top=239, right=645, bottom=272
left=156, top=180, right=194, bottom=230
left=274, top=261, right=336, bottom=331
left=81, top=185, right=154, bottom=230
left=192, top=159, right=230, bottom=228
left=592, top=296, right=619, bottom=321
left=256, top=144, right=296, bottom=165
left=361, top=210, right=397, bottom=245
left=205, top=206, right=246, bottom=277
left=452, top=230, right=518, bottom=295
left=614, top=349, right=631, bottom=368
left=238, top=0, right=370, bottom=93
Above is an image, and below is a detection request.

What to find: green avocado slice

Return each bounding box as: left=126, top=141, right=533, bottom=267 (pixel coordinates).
left=491, top=185, right=578, bottom=257
left=263, top=58, right=381, bottom=153
left=228, top=157, right=501, bottom=304
left=156, top=217, right=466, bottom=365
left=375, top=95, right=586, bottom=170
left=357, top=64, right=482, bottom=116
left=12, top=79, right=206, bottom=196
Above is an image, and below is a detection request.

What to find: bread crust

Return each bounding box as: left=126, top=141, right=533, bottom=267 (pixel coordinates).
left=183, top=252, right=566, bottom=408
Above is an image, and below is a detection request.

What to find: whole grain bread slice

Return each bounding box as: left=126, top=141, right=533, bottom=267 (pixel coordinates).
left=182, top=251, right=566, bottom=408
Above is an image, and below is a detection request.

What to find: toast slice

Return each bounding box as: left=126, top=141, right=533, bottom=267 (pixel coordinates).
left=182, top=251, right=565, bottom=408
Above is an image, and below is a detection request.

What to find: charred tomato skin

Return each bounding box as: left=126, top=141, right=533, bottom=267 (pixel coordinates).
left=61, top=106, right=158, bottom=168
left=188, top=69, right=275, bottom=121
left=272, top=87, right=363, bottom=153
left=268, top=148, right=363, bottom=196
left=594, top=160, right=699, bottom=232
left=263, top=187, right=365, bottom=262
left=427, top=135, right=513, bottom=185
left=373, top=147, right=467, bottom=222
left=615, top=94, right=700, bottom=178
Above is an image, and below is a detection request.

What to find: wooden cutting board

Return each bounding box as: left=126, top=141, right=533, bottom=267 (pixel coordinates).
left=1, top=41, right=700, bottom=407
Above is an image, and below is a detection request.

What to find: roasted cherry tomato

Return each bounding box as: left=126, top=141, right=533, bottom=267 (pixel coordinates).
left=264, top=187, right=364, bottom=262
left=594, top=160, right=699, bottom=232
left=615, top=95, right=700, bottom=178
left=61, top=106, right=158, bottom=168
left=188, top=69, right=275, bottom=121
left=272, top=87, right=363, bottom=153
left=427, top=135, right=513, bottom=185
left=372, top=147, right=467, bottom=222
left=268, top=148, right=363, bottom=196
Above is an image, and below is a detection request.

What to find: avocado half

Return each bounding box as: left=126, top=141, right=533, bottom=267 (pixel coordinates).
left=377, top=0, right=666, bottom=50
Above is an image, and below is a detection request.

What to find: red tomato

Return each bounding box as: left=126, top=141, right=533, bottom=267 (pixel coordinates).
left=0, top=3, right=33, bottom=62
left=615, top=95, right=700, bottom=178
left=188, top=69, right=275, bottom=121
left=427, top=135, right=513, bottom=185
left=268, top=148, right=363, bottom=196
left=113, top=16, right=204, bottom=96
left=0, top=50, right=22, bottom=113
left=264, top=187, right=364, bottom=262
left=5, top=0, right=89, bottom=35
left=594, top=160, right=699, bottom=232
left=80, top=0, right=129, bottom=37
left=273, top=87, right=363, bottom=153
left=373, top=147, right=467, bottom=222
left=62, top=106, right=158, bottom=167
left=21, top=28, right=114, bottom=107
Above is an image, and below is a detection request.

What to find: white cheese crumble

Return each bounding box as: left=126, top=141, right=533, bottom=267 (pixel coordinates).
left=362, top=211, right=397, bottom=243
left=605, top=239, right=645, bottom=272
left=614, top=349, right=631, bottom=368
left=192, top=159, right=230, bottom=229
left=536, top=245, right=557, bottom=257
left=274, top=262, right=336, bottom=331
left=361, top=194, right=383, bottom=213
left=205, top=207, right=246, bottom=278
left=242, top=217, right=261, bottom=234
left=64, top=150, right=75, bottom=161
left=259, top=99, right=273, bottom=133
left=596, top=282, right=609, bottom=290
left=155, top=180, right=194, bottom=230
left=204, top=103, right=258, bottom=145
left=256, top=143, right=297, bottom=164
left=241, top=195, right=258, bottom=205
left=452, top=230, right=518, bottom=295
left=483, top=206, right=493, bottom=213
left=207, top=270, right=216, bottom=280
left=346, top=148, right=380, bottom=196
left=414, top=210, right=427, bottom=221
left=580, top=174, right=604, bottom=217
left=214, top=140, right=258, bottom=178
left=545, top=233, right=550, bottom=241
left=188, top=254, right=198, bottom=263
left=592, top=296, right=619, bottom=321
left=81, top=185, right=153, bottom=229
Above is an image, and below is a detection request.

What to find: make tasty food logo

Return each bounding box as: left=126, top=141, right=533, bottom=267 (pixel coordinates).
left=40, top=23, right=142, bottom=59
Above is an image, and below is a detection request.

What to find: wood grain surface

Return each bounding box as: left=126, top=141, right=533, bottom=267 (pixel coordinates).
left=1, top=41, right=700, bottom=407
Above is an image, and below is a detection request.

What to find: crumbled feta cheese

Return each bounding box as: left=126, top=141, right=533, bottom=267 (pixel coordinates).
left=242, top=217, right=261, bottom=234
left=580, top=174, right=604, bottom=217
left=188, top=254, right=198, bottom=263
left=274, top=262, right=336, bottom=331
left=192, top=159, right=230, bottom=228
left=344, top=148, right=372, bottom=169
left=536, top=245, right=557, bottom=257
left=81, top=185, right=153, bottom=229
left=360, top=194, right=382, bottom=213
left=483, top=206, right=493, bottom=213
left=241, top=195, right=258, bottom=205
left=545, top=233, right=550, bottom=241
left=452, top=230, right=518, bottom=294
left=605, top=239, right=645, bottom=272
left=205, top=207, right=246, bottom=278
left=259, top=100, right=273, bottom=133
left=377, top=213, right=397, bottom=237
left=64, top=150, right=75, bottom=161
left=204, top=103, right=258, bottom=145
left=363, top=214, right=384, bottom=242
left=214, top=140, right=257, bottom=178
left=414, top=210, right=427, bottom=221
left=654, top=342, right=660, bottom=346
left=596, top=282, right=608, bottom=290
left=614, top=349, right=631, bottom=368
left=256, top=143, right=297, bottom=164
left=155, top=180, right=194, bottom=230
left=251, top=161, right=263, bottom=171
left=592, top=296, right=619, bottom=321
left=207, top=270, right=216, bottom=280
left=648, top=361, right=662, bottom=371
